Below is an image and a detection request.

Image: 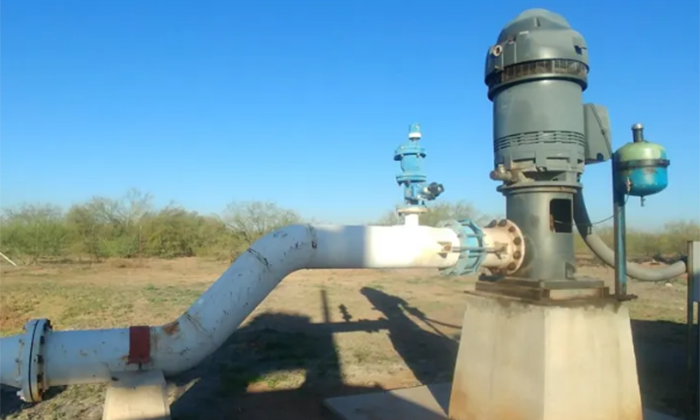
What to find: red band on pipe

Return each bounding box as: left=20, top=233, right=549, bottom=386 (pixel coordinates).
left=128, top=326, right=151, bottom=364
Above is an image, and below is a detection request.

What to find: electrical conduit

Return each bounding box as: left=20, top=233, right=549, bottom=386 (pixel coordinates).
left=0, top=224, right=460, bottom=399
left=573, top=190, right=687, bottom=282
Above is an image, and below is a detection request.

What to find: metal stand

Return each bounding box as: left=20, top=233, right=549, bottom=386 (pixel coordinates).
left=686, top=241, right=700, bottom=420
left=613, top=156, right=629, bottom=298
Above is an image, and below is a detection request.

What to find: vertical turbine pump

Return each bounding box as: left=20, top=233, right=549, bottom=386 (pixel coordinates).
left=485, top=9, right=612, bottom=282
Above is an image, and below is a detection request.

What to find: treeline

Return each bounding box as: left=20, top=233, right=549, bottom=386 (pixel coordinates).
left=0, top=189, right=697, bottom=264
left=572, top=221, right=698, bottom=261
left=0, top=190, right=302, bottom=263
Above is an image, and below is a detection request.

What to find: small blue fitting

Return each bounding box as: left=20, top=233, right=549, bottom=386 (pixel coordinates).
left=394, top=123, right=444, bottom=208
left=437, top=219, right=487, bottom=276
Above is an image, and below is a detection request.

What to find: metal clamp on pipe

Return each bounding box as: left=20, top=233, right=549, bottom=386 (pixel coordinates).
left=438, top=218, right=526, bottom=276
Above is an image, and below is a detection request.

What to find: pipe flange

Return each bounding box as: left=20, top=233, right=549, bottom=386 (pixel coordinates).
left=482, top=219, right=526, bottom=276
left=437, top=219, right=487, bottom=276
left=17, top=318, right=51, bottom=402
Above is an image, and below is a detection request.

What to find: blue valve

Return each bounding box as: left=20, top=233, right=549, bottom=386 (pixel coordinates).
left=394, top=123, right=444, bottom=209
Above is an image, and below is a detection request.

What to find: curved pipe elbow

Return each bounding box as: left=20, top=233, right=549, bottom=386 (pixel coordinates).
left=2, top=223, right=461, bottom=395
left=573, top=191, right=687, bottom=282
left=150, top=223, right=460, bottom=376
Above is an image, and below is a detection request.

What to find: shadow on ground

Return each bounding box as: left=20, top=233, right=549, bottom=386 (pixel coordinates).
left=168, top=287, right=458, bottom=420
left=0, top=386, right=67, bottom=418
left=632, top=319, right=692, bottom=419
left=0, top=289, right=692, bottom=420
left=169, top=292, right=692, bottom=420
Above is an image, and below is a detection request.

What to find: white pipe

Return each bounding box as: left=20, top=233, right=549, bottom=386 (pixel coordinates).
left=0, top=252, right=18, bottom=267
left=0, top=224, right=459, bottom=392
left=404, top=213, right=420, bottom=226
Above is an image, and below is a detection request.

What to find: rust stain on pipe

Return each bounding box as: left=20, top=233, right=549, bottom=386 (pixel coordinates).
left=162, top=320, right=180, bottom=336
left=184, top=312, right=206, bottom=333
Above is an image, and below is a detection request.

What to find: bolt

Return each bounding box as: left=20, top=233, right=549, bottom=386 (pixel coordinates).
left=507, top=263, right=516, bottom=271
left=513, top=237, right=522, bottom=245
left=487, top=220, right=497, bottom=228
left=498, top=219, right=507, bottom=227
left=508, top=226, right=515, bottom=233
left=513, top=251, right=522, bottom=259
left=39, top=336, right=45, bottom=345
left=37, top=355, right=44, bottom=364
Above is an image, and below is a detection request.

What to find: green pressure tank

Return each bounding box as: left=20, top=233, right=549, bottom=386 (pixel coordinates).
left=613, top=124, right=670, bottom=197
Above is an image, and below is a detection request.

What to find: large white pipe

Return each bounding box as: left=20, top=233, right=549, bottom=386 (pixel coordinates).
left=0, top=224, right=459, bottom=396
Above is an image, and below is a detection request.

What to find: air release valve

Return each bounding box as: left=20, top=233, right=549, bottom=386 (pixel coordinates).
left=394, top=123, right=444, bottom=215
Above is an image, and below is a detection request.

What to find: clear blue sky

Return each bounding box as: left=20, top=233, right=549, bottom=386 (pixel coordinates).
left=2, top=0, right=698, bottom=227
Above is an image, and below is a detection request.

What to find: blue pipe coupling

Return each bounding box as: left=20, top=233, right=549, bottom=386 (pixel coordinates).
left=437, top=219, right=488, bottom=276
left=438, top=218, right=526, bottom=277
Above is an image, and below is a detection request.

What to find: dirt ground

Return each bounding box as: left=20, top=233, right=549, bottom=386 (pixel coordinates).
left=0, top=257, right=692, bottom=420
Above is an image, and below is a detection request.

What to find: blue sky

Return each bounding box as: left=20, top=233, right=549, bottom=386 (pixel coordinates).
left=1, top=0, right=698, bottom=228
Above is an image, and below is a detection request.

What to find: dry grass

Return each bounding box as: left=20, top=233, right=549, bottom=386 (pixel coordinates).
left=0, top=257, right=691, bottom=420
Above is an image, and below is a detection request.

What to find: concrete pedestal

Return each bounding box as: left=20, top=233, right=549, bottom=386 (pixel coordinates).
left=102, top=370, right=171, bottom=420
left=449, top=292, right=642, bottom=420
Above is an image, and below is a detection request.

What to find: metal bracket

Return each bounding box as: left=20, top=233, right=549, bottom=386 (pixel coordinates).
left=686, top=241, right=700, bottom=419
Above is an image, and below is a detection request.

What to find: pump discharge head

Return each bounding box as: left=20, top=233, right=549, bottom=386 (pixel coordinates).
left=485, top=9, right=612, bottom=282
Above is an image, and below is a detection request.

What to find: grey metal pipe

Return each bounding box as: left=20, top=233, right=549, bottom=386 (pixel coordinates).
left=573, top=189, right=687, bottom=282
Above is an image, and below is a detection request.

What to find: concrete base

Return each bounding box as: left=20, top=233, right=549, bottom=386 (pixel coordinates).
left=324, top=384, right=679, bottom=420
left=449, top=292, right=642, bottom=420
left=103, top=370, right=171, bottom=420
left=326, top=383, right=450, bottom=420
left=326, top=291, right=656, bottom=420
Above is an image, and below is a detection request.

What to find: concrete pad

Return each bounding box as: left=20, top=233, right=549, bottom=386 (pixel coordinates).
left=324, top=384, right=681, bottom=420
left=449, top=293, right=643, bottom=420
left=325, top=383, right=449, bottom=420
left=102, top=370, right=170, bottom=420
